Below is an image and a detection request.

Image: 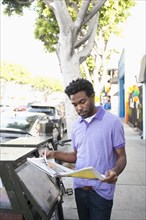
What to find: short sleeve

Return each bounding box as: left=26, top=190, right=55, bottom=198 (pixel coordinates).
left=112, top=118, right=125, bottom=149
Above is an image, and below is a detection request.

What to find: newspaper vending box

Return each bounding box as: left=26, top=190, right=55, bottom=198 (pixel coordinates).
left=0, top=137, right=64, bottom=220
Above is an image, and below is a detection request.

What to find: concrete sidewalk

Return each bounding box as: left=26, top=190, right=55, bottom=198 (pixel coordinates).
left=61, top=122, right=146, bottom=220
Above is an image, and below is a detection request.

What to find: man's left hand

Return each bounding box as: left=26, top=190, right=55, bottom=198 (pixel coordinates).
left=102, top=170, right=118, bottom=184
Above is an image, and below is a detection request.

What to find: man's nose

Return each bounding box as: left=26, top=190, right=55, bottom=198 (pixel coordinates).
left=77, top=104, right=83, bottom=112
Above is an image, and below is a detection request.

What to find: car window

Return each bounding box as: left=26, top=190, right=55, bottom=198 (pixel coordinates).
left=1, top=114, right=37, bottom=132
left=28, top=106, right=55, bottom=116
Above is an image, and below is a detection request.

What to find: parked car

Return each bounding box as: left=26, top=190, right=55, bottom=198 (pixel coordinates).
left=27, top=104, right=66, bottom=139
left=13, top=105, right=27, bottom=112
left=0, top=111, right=60, bottom=143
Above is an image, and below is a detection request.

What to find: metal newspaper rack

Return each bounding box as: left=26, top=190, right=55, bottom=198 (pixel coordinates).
left=0, top=137, right=64, bottom=220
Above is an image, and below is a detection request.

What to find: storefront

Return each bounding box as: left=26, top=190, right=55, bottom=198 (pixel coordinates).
left=137, top=55, right=146, bottom=139
left=128, top=85, right=143, bottom=133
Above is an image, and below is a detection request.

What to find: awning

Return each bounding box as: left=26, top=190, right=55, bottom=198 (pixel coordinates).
left=137, top=55, right=146, bottom=83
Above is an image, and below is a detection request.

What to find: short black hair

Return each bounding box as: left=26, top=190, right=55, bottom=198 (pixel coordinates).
left=65, top=78, right=95, bottom=98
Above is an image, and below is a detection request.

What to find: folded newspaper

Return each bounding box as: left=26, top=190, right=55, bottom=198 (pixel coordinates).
left=27, top=157, right=105, bottom=180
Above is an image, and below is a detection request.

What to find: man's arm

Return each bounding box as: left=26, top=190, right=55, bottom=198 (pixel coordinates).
left=103, top=147, right=127, bottom=184
left=112, top=147, right=127, bottom=175
left=45, top=150, right=77, bottom=163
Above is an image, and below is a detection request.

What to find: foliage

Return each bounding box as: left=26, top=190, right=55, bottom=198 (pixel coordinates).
left=2, top=0, right=31, bottom=15
left=99, top=0, right=136, bottom=41
left=80, top=65, right=86, bottom=78
left=32, top=75, right=64, bottom=91
left=1, top=0, right=136, bottom=82
left=0, top=62, right=31, bottom=84
left=1, top=0, right=136, bottom=137
left=0, top=62, right=64, bottom=92
left=34, top=0, right=92, bottom=52
left=2, top=0, right=135, bottom=53
left=34, top=0, right=136, bottom=52
left=34, top=0, right=59, bottom=52
left=86, top=56, right=95, bottom=75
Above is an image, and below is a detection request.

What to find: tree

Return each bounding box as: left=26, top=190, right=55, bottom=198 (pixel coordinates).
left=2, top=0, right=135, bottom=136
left=2, top=0, right=108, bottom=86
left=2, top=0, right=135, bottom=86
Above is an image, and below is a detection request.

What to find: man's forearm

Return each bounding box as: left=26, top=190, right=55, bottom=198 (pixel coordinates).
left=112, top=156, right=127, bottom=176
left=53, top=151, right=76, bottom=163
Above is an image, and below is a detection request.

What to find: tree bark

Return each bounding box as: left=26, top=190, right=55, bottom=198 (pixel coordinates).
left=43, top=0, right=107, bottom=137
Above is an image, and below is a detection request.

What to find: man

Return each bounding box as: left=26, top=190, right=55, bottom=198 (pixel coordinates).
left=104, top=99, right=111, bottom=110
left=45, top=78, right=127, bottom=220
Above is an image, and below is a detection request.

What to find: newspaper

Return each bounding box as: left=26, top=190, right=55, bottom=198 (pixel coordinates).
left=27, top=157, right=105, bottom=180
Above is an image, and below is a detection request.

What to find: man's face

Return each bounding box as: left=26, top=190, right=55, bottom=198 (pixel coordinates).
left=70, top=91, right=95, bottom=118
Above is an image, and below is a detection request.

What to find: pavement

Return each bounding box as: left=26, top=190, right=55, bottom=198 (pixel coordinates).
left=59, top=121, right=146, bottom=220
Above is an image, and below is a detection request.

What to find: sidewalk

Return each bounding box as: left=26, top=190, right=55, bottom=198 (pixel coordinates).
left=61, top=122, right=146, bottom=220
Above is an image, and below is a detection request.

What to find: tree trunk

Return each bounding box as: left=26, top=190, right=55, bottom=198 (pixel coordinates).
left=45, top=0, right=107, bottom=138
left=56, top=33, right=81, bottom=138
left=57, top=45, right=81, bottom=86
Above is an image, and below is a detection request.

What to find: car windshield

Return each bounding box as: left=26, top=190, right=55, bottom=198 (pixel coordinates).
left=28, top=106, right=55, bottom=116
left=0, top=113, right=37, bottom=132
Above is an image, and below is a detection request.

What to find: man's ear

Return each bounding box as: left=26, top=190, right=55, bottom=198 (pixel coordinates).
left=91, top=94, right=95, bottom=101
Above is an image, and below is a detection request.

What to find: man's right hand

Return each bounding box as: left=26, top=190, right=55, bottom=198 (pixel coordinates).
left=41, top=150, right=77, bottom=163
left=41, top=150, right=56, bottom=159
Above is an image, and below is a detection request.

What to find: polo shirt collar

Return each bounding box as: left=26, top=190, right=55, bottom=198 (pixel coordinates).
left=78, top=106, right=105, bottom=122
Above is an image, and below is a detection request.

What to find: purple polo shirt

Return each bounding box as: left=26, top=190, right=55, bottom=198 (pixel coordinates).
left=71, top=106, right=125, bottom=200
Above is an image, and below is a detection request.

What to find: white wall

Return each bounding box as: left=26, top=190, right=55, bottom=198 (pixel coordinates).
left=123, top=0, right=145, bottom=91
left=123, top=1, right=146, bottom=139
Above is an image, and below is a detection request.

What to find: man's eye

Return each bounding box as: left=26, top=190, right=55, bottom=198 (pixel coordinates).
left=80, top=100, right=86, bottom=104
